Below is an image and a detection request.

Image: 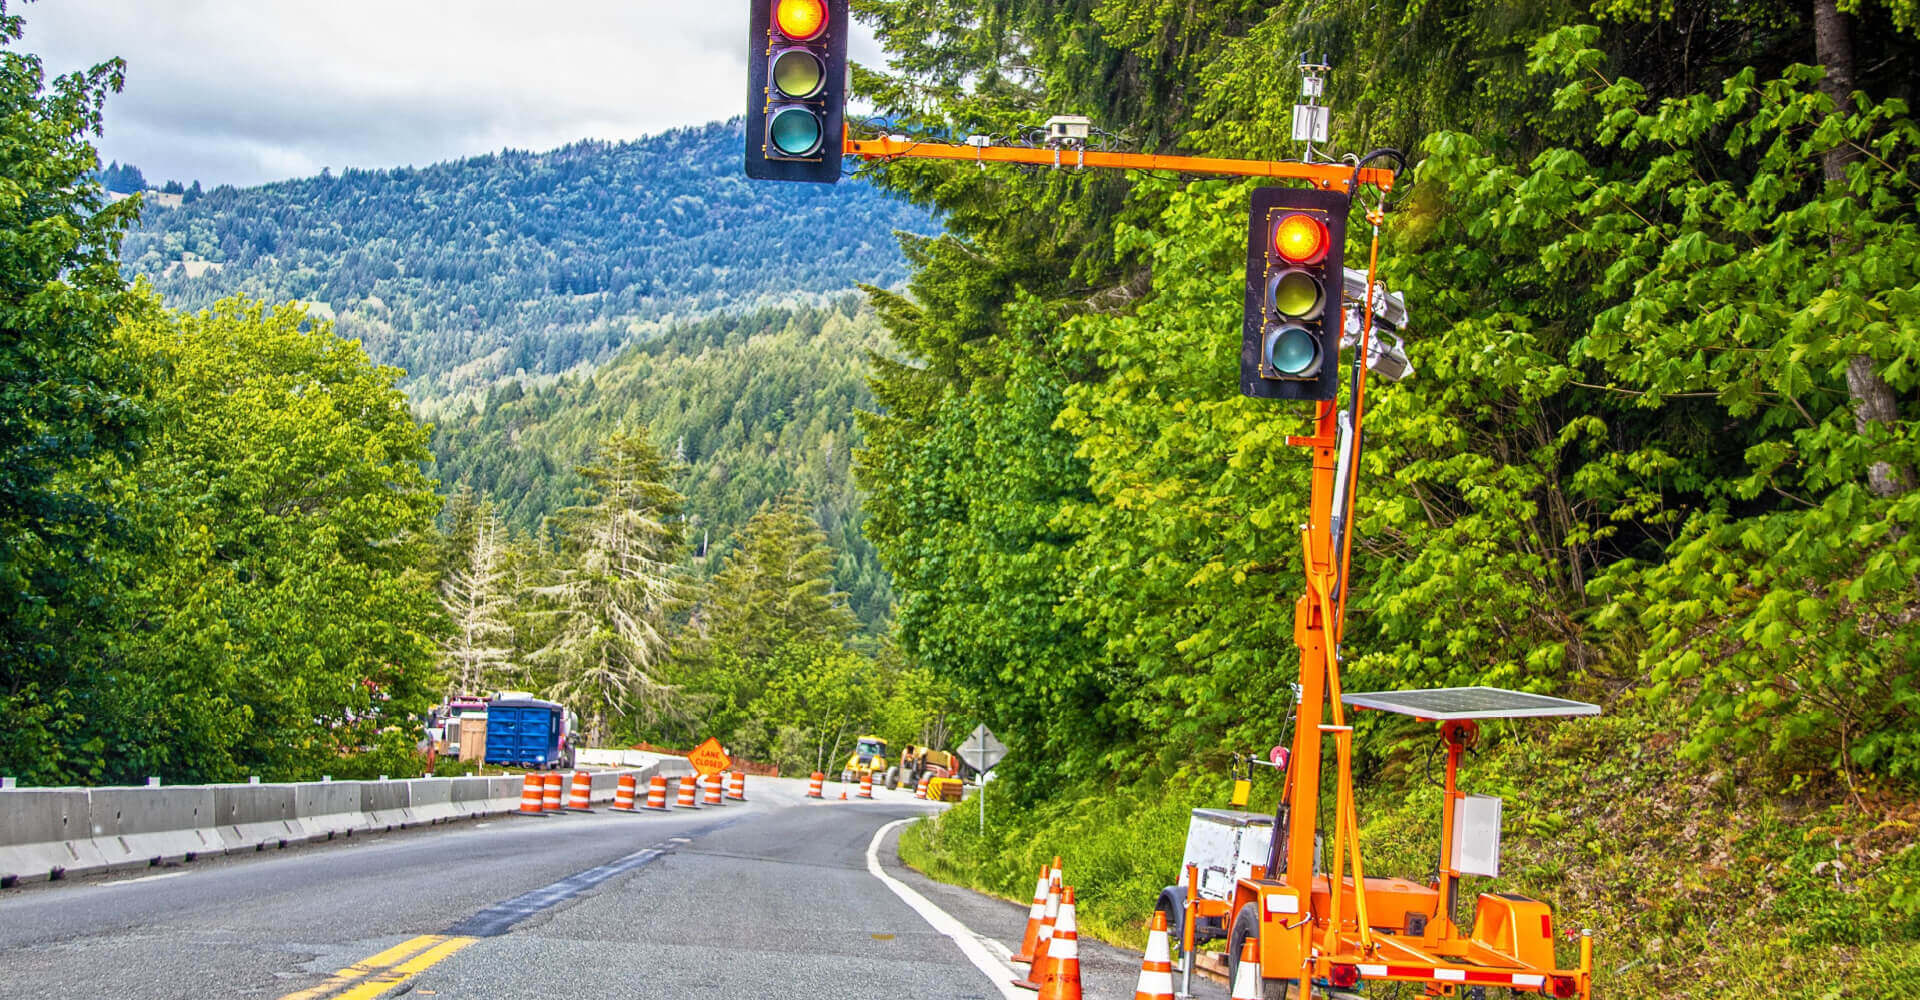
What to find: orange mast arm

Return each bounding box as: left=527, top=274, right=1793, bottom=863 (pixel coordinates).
left=844, top=134, right=1395, bottom=189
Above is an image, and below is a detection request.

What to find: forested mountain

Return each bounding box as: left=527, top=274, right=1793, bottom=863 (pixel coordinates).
left=429, top=299, right=893, bottom=631
left=119, top=121, right=938, bottom=398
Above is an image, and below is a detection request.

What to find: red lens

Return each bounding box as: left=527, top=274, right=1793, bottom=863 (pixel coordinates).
left=1548, top=975, right=1578, bottom=999
left=1328, top=964, right=1359, bottom=988
left=774, top=0, right=828, bottom=40
left=1272, top=213, right=1329, bottom=265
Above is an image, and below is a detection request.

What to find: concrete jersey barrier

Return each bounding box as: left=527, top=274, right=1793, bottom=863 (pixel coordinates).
left=0, top=767, right=661, bottom=886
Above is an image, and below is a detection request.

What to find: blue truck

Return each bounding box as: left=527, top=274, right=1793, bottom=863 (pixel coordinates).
left=483, top=696, right=577, bottom=769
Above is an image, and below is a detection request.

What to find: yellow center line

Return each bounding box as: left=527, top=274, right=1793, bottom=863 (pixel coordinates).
left=329, top=936, right=477, bottom=1000
left=274, top=934, right=455, bottom=1000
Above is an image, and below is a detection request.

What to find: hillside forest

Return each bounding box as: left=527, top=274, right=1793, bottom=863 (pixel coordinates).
left=3, top=0, right=1919, bottom=995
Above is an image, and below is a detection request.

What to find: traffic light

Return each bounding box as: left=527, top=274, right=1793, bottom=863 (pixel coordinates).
left=746, top=0, right=849, bottom=184
left=1241, top=187, right=1349, bottom=401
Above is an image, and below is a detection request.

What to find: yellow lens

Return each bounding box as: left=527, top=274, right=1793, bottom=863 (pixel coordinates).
left=775, top=0, right=828, bottom=40
left=1273, top=213, right=1328, bottom=265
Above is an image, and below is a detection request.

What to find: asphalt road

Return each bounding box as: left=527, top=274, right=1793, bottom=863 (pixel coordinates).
left=0, top=776, right=1230, bottom=1000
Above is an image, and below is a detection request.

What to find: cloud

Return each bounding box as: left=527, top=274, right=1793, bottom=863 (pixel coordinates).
left=16, top=0, right=883, bottom=186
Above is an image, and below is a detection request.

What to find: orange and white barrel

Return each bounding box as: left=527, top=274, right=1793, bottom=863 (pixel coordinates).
left=645, top=774, right=669, bottom=811
left=675, top=776, right=699, bottom=809
left=858, top=771, right=874, bottom=799
left=566, top=771, right=594, bottom=811
left=806, top=772, right=824, bottom=799
left=915, top=775, right=929, bottom=799
left=519, top=774, right=546, bottom=815
left=542, top=772, right=564, bottom=812
left=611, top=773, right=638, bottom=812
left=727, top=770, right=746, bottom=801
left=704, top=772, right=724, bottom=805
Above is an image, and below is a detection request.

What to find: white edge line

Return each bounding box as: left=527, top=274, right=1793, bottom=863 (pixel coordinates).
left=866, top=818, right=1024, bottom=1000
left=98, top=870, right=191, bottom=887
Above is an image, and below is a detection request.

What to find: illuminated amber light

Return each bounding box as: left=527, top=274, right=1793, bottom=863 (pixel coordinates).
left=774, top=0, right=828, bottom=40
left=1272, top=212, right=1329, bottom=265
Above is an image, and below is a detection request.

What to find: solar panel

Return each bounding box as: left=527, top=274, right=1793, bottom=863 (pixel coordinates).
left=1340, top=686, right=1600, bottom=721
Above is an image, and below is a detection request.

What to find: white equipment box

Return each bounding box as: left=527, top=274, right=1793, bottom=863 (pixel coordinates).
left=1180, top=808, right=1274, bottom=902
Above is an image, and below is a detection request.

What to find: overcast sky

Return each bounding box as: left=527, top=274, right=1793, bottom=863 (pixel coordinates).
left=17, top=0, right=884, bottom=188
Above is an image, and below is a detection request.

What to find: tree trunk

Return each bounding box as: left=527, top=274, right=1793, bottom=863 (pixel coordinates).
left=1814, top=0, right=1913, bottom=497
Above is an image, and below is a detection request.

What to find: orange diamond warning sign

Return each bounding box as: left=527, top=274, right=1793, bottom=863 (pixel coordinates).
left=687, top=737, right=731, bottom=777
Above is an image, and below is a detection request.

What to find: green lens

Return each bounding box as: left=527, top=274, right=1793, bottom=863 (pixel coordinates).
left=1266, top=325, right=1320, bottom=377
left=1269, top=270, right=1323, bottom=319
left=769, top=107, right=823, bottom=157
left=771, top=49, right=825, bottom=98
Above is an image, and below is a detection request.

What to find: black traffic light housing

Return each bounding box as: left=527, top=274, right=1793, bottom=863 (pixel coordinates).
left=1241, top=187, right=1349, bottom=401
left=746, top=0, right=849, bottom=184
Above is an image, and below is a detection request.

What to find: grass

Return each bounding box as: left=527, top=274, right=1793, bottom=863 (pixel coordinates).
left=896, top=705, right=1920, bottom=998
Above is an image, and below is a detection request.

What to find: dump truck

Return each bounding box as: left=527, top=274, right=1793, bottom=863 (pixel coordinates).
left=840, top=735, right=890, bottom=785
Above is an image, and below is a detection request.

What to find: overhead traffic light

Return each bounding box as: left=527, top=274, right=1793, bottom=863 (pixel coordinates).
left=746, top=0, right=849, bottom=184
left=1241, top=187, right=1349, bottom=401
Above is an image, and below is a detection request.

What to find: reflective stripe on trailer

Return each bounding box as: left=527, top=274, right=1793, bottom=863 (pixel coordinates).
left=1362, top=965, right=1562, bottom=988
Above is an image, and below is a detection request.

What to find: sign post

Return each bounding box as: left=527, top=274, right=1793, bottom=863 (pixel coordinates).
left=958, top=724, right=1007, bottom=835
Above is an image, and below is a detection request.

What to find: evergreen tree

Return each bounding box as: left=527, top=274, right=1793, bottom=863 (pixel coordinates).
left=439, top=496, right=516, bottom=698
left=532, top=426, right=686, bottom=744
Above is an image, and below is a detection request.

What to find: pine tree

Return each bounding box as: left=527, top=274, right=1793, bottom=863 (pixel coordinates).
left=439, top=497, right=516, bottom=698
left=531, top=426, right=685, bottom=744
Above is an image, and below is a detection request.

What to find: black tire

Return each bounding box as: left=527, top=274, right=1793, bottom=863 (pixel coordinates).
left=1227, top=904, right=1294, bottom=1000
left=885, top=767, right=899, bottom=789
left=1154, top=890, right=1185, bottom=965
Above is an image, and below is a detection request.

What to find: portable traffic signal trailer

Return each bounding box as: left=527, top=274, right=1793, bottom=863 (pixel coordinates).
left=1217, top=185, right=1598, bottom=1000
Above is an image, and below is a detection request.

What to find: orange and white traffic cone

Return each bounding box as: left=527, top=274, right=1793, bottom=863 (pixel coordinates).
left=1013, top=877, right=1061, bottom=990
left=858, top=771, right=874, bottom=799
left=542, top=772, right=563, bottom=812
left=1038, top=886, right=1082, bottom=1000
left=1132, top=909, right=1175, bottom=1000
left=675, top=776, right=700, bottom=809
left=1230, top=938, right=1262, bottom=1000
left=519, top=774, right=547, bottom=815
left=806, top=772, right=824, bottom=799
left=728, top=770, right=746, bottom=801
left=915, top=775, right=929, bottom=799
left=704, top=772, right=724, bottom=806
left=611, top=773, right=638, bottom=812
left=644, top=774, right=669, bottom=811
left=1012, top=863, right=1050, bottom=964
left=566, top=771, right=594, bottom=812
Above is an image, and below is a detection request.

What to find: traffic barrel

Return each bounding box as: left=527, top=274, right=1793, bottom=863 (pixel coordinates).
left=704, top=773, right=724, bottom=806
left=542, top=772, right=563, bottom=812
left=1012, top=877, right=1061, bottom=990
left=1229, top=938, right=1262, bottom=1000
left=675, top=776, right=699, bottom=809
left=566, top=771, right=594, bottom=812
left=645, top=774, right=669, bottom=811
left=1038, top=886, right=1082, bottom=1000
left=806, top=772, right=824, bottom=799
left=1012, top=863, right=1050, bottom=964
left=858, top=771, right=874, bottom=799
left=915, top=775, right=929, bottom=799
left=518, top=774, right=546, bottom=815
left=1131, top=909, right=1175, bottom=1000
left=611, top=773, right=638, bottom=812
left=727, top=770, right=746, bottom=801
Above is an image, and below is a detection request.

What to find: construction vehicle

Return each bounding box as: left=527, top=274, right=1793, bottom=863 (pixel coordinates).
left=892, top=744, right=961, bottom=790
left=1154, top=168, right=1597, bottom=998
left=840, top=735, right=891, bottom=786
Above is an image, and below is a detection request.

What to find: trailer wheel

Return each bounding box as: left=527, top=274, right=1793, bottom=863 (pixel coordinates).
left=1153, top=889, right=1185, bottom=964
left=1227, top=904, right=1295, bottom=1000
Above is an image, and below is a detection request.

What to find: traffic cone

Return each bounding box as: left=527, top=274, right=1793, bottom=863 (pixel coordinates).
left=611, top=773, right=638, bottom=812
left=644, top=774, right=669, bottom=811
left=1038, top=887, right=1082, bottom=1000
left=1230, top=938, right=1262, bottom=1000
left=566, top=771, right=594, bottom=811
left=1132, top=909, right=1175, bottom=1000
left=518, top=774, right=546, bottom=815
left=1012, top=877, right=1061, bottom=990
left=858, top=771, right=874, bottom=799
left=806, top=772, right=824, bottom=799
left=728, top=770, right=746, bottom=801
left=704, top=772, right=724, bottom=805
left=542, top=772, right=563, bottom=812
left=675, top=776, right=700, bottom=809
left=1012, top=863, right=1050, bottom=963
